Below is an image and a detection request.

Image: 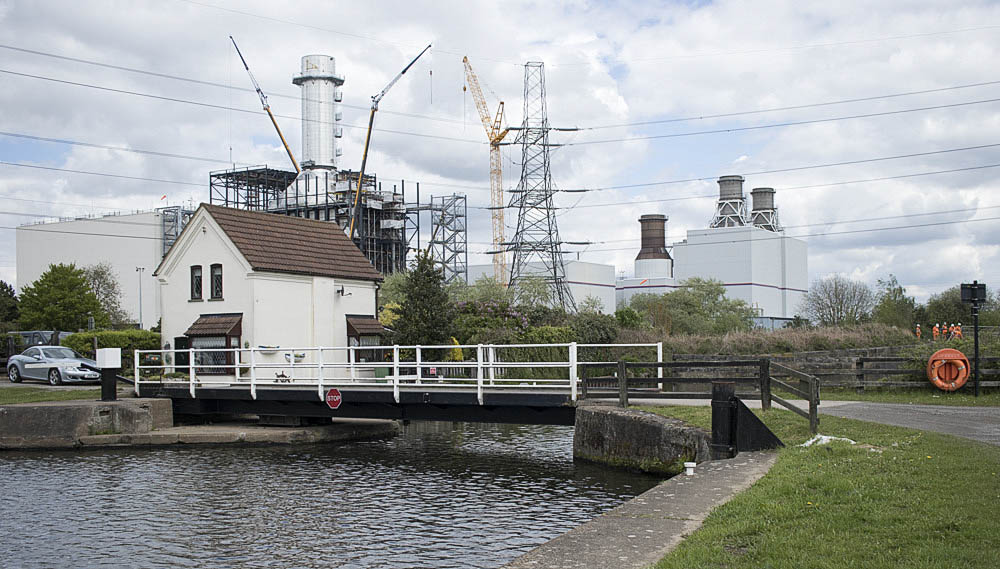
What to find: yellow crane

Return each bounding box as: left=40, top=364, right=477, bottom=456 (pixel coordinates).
left=463, top=56, right=509, bottom=283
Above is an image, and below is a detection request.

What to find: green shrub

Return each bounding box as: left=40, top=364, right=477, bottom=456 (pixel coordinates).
left=62, top=329, right=161, bottom=370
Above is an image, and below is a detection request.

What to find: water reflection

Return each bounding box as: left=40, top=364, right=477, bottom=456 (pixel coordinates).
left=1, top=422, right=660, bottom=568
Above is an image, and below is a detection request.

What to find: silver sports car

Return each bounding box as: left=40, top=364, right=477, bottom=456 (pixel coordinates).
left=7, top=346, right=101, bottom=385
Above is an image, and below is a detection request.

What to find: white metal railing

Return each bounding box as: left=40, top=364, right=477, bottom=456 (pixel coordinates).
left=133, top=342, right=662, bottom=404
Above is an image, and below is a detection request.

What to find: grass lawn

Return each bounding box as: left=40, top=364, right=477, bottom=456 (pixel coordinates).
left=634, top=405, right=1000, bottom=569
left=814, top=387, right=1000, bottom=407
left=0, top=387, right=102, bottom=405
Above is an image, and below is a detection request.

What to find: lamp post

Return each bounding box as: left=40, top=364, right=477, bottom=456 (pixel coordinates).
left=136, top=267, right=145, bottom=329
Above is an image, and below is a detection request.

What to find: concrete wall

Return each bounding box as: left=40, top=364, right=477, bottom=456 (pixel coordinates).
left=0, top=398, right=173, bottom=449
left=574, top=405, right=711, bottom=474
left=16, top=211, right=163, bottom=328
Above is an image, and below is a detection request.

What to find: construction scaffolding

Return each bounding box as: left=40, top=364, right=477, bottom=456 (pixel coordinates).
left=160, top=206, right=195, bottom=256
left=507, top=62, right=575, bottom=311
left=428, top=194, right=468, bottom=284
left=209, top=166, right=412, bottom=274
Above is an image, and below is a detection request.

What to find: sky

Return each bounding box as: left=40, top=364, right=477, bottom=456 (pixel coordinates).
left=1, top=0, right=999, bottom=303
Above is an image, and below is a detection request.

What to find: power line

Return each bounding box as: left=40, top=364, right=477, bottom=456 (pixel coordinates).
left=540, top=163, right=1000, bottom=211
left=581, top=79, right=1000, bottom=130
left=0, top=131, right=240, bottom=166
left=0, top=43, right=468, bottom=127
left=564, top=142, right=1000, bottom=193
left=0, top=160, right=206, bottom=187
left=559, top=97, right=1000, bottom=146
left=0, top=68, right=484, bottom=145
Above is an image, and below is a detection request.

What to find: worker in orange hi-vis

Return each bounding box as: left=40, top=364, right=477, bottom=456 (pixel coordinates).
left=933, top=323, right=940, bottom=340
left=955, top=322, right=963, bottom=339
left=915, top=324, right=922, bottom=340
left=948, top=323, right=957, bottom=339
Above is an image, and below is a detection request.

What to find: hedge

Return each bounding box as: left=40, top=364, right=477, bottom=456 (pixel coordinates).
left=62, top=330, right=161, bottom=370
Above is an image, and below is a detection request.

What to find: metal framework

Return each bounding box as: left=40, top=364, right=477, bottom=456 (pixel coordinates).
left=428, top=194, right=468, bottom=284
left=160, top=206, right=195, bottom=256
left=507, top=62, right=575, bottom=311
left=710, top=198, right=748, bottom=228
left=209, top=166, right=411, bottom=274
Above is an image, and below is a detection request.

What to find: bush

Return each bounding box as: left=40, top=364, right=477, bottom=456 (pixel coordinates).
left=568, top=312, right=618, bottom=344
left=62, top=329, right=161, bottom=370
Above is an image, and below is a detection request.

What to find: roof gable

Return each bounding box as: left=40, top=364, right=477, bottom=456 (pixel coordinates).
left=158, top=204, right=382, bottom=282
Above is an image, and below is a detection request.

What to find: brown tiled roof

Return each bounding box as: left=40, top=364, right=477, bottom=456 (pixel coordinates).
left=185, top=313, right=243, bottom=337
left=346, top=316, right=386, bottom=336
left=162, top=204, right=382, bottom=282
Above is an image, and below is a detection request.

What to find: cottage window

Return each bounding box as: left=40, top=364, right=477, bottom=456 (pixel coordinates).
left=210, top=264, right=223, bottom=299
left=190, top=266, right=202, bottom=299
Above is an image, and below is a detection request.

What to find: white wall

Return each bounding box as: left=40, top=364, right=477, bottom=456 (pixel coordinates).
left=468, top=260, right=617, bottom=313
left=157, top=213, right=253, bottom=350
left=16, top=211, right=163, bottom=328
left=671, top=226, right=807, bottom=318
left=157, top=210, right=380, bottom=369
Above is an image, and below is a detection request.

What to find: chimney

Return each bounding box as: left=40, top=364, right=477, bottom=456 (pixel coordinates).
left=750, top=187, right=781, bottom=232
left=710, top=175, right=748, bottom=228
left=635, top=214, right=673, bottom=279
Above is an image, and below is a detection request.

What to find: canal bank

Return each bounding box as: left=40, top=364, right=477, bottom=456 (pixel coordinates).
left=0, top=396, right=399, bottom=450
left=502, top=451, right=777, bottom=569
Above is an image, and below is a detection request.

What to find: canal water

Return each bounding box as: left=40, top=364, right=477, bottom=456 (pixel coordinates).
left=1, top=422, right=661, bottom=568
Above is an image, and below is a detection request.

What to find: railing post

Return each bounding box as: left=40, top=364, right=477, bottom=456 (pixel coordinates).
left=808, top=377, right=819, bottom=434
left=656, top=342, right=663, bottom=390
left=617, top=360, right=629, bottom=408
left=476, top=344, right=484, bottom=405
left=580, top=365, right=589, bottom=400
left=317, top=348, right=324, bottom=401
left=392, top=345, right=400, bottom=403
left=569, top=342, right=578, bottom=401
left=854, top=358, right=865, bottom=394
left=711, top=381, right=737, bottom=459
left=416, top=345, right=422, bottom=385
left=488, top=345, right=496, bottom=384
left=250, top=348, right=257, bottom=400
left=392, top=345, right=400, bottom=385
left=348, top=347, right=356, bottom=382
left=760, top=358, right=771, bottom=411
left=188, top=348, right=196, bottom=398
left=133, top=349, right=140, bottom=396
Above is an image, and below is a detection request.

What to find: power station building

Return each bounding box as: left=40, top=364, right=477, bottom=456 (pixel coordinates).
left=616, top=176, right=807, bottom=324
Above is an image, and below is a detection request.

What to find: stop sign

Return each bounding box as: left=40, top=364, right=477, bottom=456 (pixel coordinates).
left=325, top=388, right=343, bottom=410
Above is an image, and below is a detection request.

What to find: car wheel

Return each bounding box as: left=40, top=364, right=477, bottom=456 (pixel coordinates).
left=8, top=366, right=21, bottom=383
left=48, top=368, right=63, bottom=386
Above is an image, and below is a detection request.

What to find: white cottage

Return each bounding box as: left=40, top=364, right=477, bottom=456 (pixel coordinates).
left=154, top=204, right=384, bottom=371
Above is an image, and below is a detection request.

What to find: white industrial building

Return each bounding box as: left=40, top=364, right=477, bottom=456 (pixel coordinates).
left=467, top=261, right=617, bottom=313
left=616, top=176, right=807, bottom=323
left=15, top=207, right=193, bottom=329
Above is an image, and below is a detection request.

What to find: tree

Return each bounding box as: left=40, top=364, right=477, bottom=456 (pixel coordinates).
left=83, top=262, right=130, bottom=329
left=513, top=275, right=552, bottom=307
left=872, top=274, right=917, bottom=329
left=577, top=295, right=605, bottom=314
left=659, top=278, right=755, bottom=334
left=0, top=280, right=18, bottom=323
left=19, top=263, right=108, bottom=332
left=924, top=285, right=995, bottom=327
left=801, top=275, right=875, bottom=326
left=392, top=251, right=454, bottom=346
left=378, top=270, right=408, bottom=309
left=452, top=275, right=514, bottom=306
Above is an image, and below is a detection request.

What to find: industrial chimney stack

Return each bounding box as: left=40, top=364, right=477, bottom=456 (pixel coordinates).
left=750, top=187, right=782, bottom=232
left=635, top=214, right=673, bottom=279
left=293, top=55, right=345, bottom=170
left=709, top=175, right=748, bottom=228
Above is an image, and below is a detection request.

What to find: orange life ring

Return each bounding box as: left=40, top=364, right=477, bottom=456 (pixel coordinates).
left=926, top=348, right=970, bottom=392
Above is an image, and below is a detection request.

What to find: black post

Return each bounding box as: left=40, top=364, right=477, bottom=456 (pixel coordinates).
left=101, top=367, right=118, bottom=402
left=759, top=358, right=771, bottom=411
left=617, top=360, right=629, bottom=408
left=974, top=304, right=980, bottom=398
left=711, top=381, right=737, bottom=460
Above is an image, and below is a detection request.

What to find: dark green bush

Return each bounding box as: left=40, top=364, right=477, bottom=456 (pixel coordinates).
left=62, top=329, right=161, bottom=370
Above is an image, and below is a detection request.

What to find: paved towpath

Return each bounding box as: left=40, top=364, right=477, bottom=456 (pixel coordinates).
left=628, top=397, right=1000, bottom=446
left=502, top=452, right=776, bottom=569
